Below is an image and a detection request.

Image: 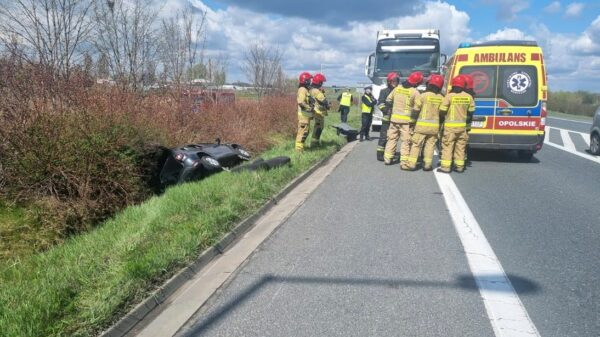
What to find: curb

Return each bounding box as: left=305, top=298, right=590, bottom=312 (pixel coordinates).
left=100, top=144, right=346, bottom=337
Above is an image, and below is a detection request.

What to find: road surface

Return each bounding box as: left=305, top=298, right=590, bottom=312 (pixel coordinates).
left=176, top=117, right=599, bottom=337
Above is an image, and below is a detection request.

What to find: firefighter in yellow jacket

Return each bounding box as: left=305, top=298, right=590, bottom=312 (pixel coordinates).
left=296, top=72, right=313, bottom=151
left=406, top=74, right=445, bottom=171
left=384, top=71, right=423, bottom=169
left=438, top=75, right=475, bottom=173
left=309, top=73, right=329, bottom=147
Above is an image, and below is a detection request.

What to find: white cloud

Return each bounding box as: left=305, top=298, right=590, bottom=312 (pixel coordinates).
left=483, top=28, right=534, bottom=41
left=161, top=0, right=598, bottom=91
left=530, top=18, right=600, bottom=90
left=565, top=2, right=584, bottom=18
left=179, top=1, right=471, bottom=85
left=485, top=0, right=530, bottom=21
left=543, top=1, right=561, bottom=13
left=573, top=15, right=600, bottom=53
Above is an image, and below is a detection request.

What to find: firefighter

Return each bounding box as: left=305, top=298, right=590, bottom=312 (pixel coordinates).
left=337, top=88, right=353, bottom=123
left=384, top=71, right=423, bottom=169
left=406, top=74, right=444, bottom=171
left=360, top=86, right=377, bottom=141
left=309, top=73, right=330, bottom=147
left=376, top=72, right=399, bottom=161
left=438, top=75, right=475, bottom=173
left=295, top=72, right=314, bottom=151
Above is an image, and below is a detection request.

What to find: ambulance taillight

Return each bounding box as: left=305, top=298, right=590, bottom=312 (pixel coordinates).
left=540, top=102, right=547, bottom=131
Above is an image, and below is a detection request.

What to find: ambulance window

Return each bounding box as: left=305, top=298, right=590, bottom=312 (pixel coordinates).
left=498, top=66, right=538, bottom=106
left=459, top=66, right=496, bottom=99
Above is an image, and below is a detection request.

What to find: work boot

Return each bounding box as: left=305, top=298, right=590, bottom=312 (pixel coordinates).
left=423, top=166, right=433, bottom=171
left=400, top=163, right=411, bottom=170
left=359, top=135, right=364, bottom=142
left=454, top=166, right=465, bottom=173
left=377, top=152, right=384, bottom=161
left=437, top=167, right=451, bottom=173
left=384, top=160, right=392, bottom=165
left=365, top=135, right=371, bottom=141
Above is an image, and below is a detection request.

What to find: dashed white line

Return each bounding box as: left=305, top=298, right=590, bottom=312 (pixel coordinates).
left=434, top=171, right=541, bottom=337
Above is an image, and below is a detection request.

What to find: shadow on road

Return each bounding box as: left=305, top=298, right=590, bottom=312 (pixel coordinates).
left=181, top=273, right=540, bottom=336
left=467, top=149, right=541, bottom=164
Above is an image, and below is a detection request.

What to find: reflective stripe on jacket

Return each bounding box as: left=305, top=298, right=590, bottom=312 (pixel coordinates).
left=414, top=92, right=444, bottom=135
left=440, top=92, right=475, bottom=132
left=386, top=86, right=420, bottom=123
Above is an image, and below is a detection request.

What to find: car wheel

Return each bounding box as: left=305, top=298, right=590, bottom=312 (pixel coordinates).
left=517, top=150, right=534, bottom=162
left=590, top=132, right=600, bottom=155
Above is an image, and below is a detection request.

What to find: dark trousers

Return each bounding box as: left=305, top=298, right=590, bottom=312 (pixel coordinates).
left=360, top=113, right=372, bottom=138
left=339, top=106, right=350, bottom=123
left=377, top=120, right=390, bottom=161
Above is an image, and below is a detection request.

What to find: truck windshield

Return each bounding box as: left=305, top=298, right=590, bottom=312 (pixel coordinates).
left=374, top=38, right=440, bottom=77
left=375, top=52, right=439, bottom=77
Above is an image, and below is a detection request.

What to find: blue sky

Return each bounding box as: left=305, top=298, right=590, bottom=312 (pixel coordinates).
left=169, top=0, right=600, bottom=91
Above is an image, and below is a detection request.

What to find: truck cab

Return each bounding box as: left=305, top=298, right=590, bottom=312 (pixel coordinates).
left=365, top=29, right=446, bottom=130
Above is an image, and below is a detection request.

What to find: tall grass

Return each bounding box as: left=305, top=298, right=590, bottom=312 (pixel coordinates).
left=0, top=58, right=295, bottom=258
left=0, top=113, right=354, bottom=337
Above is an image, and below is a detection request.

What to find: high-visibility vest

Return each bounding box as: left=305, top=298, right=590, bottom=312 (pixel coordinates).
left=361, top=95, right=374, bottom=113
left=340, top=92, right=352, bottom=107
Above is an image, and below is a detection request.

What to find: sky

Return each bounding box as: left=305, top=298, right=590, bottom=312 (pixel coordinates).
left=164, top=0, right=600, bottom=92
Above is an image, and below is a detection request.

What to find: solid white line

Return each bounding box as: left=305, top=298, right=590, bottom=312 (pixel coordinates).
left=547, top=116, right=592, bottom=125
left=560, top=128, right=577, bottom=152
left=434, top=171, right=541, bottom=337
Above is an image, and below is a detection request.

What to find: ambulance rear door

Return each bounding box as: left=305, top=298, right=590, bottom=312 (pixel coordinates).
left=459, top=66, right=497, bottom=143
left=493, top=65, right=541, bottom=146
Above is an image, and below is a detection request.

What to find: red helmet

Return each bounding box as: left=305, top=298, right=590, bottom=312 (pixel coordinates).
left=312, top=73, right=326, bottom=86
left=386, top=72, right=399, bottom=83
left=451, top=75, right=467, bottom=89
left=298, top=72, right=312, bottom=85
left=427, top=74, right=444, bottom=89
left=463, top=74, right=474, bottom=89
left=407, top=71, right=424, bottom=86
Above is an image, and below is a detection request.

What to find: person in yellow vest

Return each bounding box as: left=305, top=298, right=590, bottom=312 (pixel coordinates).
left=406, top=74, right=445, bottom=171
left=359, top=86, right=377, bottom=141
left=337, top=88, right=353, bottom=123
left=296, top=72, right=314, bottom=151
left=438, top=75, right=475, bottom=173
left=383, top=71, right=423, bottom=169
left=376, top=72, right=399, bottom=161
left=309, top=73, right=329, bottom=147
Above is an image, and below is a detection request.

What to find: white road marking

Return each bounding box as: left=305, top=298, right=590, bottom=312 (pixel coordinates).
left=544, top=127, right=600, bottom=164
left=547, top=116, right=592, bottom=125
left=434, top=171, right=541, bottom=337
left=544, top=141, right=600, bottom=164
left=559, top=129, right=577, bottom=152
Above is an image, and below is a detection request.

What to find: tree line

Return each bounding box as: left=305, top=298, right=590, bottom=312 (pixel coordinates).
left=0, top=0, right=287, bottom=95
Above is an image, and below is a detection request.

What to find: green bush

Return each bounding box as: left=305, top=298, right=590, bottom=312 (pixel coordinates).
left=547, top=91, right=600, bottom=117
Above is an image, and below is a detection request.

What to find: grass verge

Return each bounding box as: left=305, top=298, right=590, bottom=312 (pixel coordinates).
left=548, top=110, right=594, bottom=122
left=0, top=112, right=360, bottom=337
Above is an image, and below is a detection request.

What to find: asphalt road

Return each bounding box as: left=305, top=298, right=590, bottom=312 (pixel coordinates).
left=177, top=117, right=599, bottom=337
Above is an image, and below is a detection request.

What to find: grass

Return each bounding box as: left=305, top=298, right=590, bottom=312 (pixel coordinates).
left=0, top=112, right=360, bottom=337
left=548, top=110, right=593, bottom=122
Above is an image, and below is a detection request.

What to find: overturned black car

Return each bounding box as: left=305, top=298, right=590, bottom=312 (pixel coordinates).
left=159, top=140, right=251, bottom=188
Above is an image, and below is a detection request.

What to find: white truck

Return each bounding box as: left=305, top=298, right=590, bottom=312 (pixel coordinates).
left=365, top=29, right=446, bottom=130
